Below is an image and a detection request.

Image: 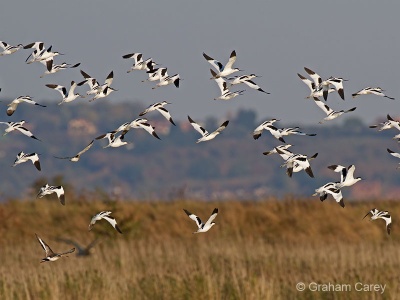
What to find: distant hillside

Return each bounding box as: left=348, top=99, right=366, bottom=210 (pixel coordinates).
left=0, top=100, right=399, bottom=201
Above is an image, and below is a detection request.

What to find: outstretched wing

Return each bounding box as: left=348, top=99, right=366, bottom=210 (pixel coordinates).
left=35, top=233, right=54, bottom=256
left=204, top=208, right=218, bottom=226
left=102, top=215, right=123, bottom=234
left=188, top=116, right=208, bottom=136
left=183, top=209, right=202, bottom=228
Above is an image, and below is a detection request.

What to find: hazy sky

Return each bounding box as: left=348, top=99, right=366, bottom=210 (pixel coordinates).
left=1, top=1, right=400, bottom=125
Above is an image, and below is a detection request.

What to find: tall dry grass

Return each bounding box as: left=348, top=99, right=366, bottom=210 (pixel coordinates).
left=0, top=197, right=399, bottom=299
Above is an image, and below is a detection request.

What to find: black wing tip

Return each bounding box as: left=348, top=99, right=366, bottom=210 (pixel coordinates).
left=212, top=208, right=218, bottom=214
left=339, top=199, right=345, bottom=208
left=305, top=167, right=314, bottom=178
left=183, top=209, right=191, bottom=216
left=387, top=148, right=394, bottom=153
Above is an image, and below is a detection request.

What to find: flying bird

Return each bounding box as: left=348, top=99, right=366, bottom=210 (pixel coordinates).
left=183, top=208, right=218, bottom=234
left=12, top=151, right=41, bottom=171
left=37, top=184, right=65, bottom=205
left=313, top=182, right=344, bottom=207
left=352, top=87, right=395, bottom=100
left=211, top=69, right=245, bottom=100
left=327, top=164, right=362, bottom=187
left=369, top=114, right=400, bottom=131
left=46, top=81, right=84, bottom=105
left=95, top=131, right=131, bottom=148
left=188, top=116, right=229, bottom=143
left=363, top=208, right=392, bottom=235
left=40, top=59, right=80, bottom=77
left=54, top=140, right=94, bottom=162
left=139, top=101, right=176, bottom=125
left=203, top=50, right=241, bottom=78
left=0, top=120, right=41, bottom=140
left=312, top=97, right=356, bottom=124
left=115, top=118, right=160, bottom=140
left=6, top=96, right=46, bottom=116
left=228, top=74, right=269, bottom=94
left=35, top=233, right=75, bottom=263
left=0, top=41, right=23, bottom=56
left=89, top=211, right=122, bottom=233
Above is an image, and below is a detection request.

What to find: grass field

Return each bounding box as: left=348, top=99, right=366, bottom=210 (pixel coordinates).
left=0, top=196, right=399, bottom=299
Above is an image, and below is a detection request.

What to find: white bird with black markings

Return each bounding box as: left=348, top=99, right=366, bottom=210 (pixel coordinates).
left=363, top=208, right=392, bottom=235
left=203, top=50, right=241, bottom=78
left=211, top=69, right=245, bottom=100
left=39, top=59, right=80, bottom=77
left=188, top=116, right=229, bottom=143
left=6, top=96, right=46, bottom=116
left=26, top=45, right=63, bottom=64
left=122, top=52, right=155, bottom=72
left=37, top=184, right=66, bottom=205
left=228, top=74, right=269, bottom=94
left=0, top=40, right=23, bottom=56
left=35, top=234, right=75, bottom=263
left=54, top=140, right=94, bottom=162
left=0, top=120, right=40, bottom=140
left=139, top=101, right=176, bottom=126
left=386, top=148, right=400, bottom=169
left=183, top=208, right=218, bottom=234
left=13, top=151, right=41, bottom=171
left=352, top=87, right=395, bottom=100
left=46, top=81, right=84, bottom=105
left=89, top=211, right=122, bottom=234
left=297, top=73, right=335, bottom=99
left=312, top=97, right=356, bottom=123
left=152, top=73, right=180, bottom=89
left=142, top=67, right=168, bottom=83
left=327, top=164, right=362, bottom=187
left=313, top=182, right=344, bottom=208
left=115, top=118, right=160, bottom=140
left=96, top=131, right=130, bottom=148
left=253, top=119, right=280, bottom=140
left=369, top=114, right=400, bottom=131
left=278, top=150, right=315, bottom=178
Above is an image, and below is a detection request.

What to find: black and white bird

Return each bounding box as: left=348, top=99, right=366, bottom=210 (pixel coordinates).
left=6, top=96, right=46, bottom=116
left=278, top=150, right=315, bottom=178
left=327, top=164, right=362, bottom=187
left=0, top=120, right=40, bottom=140
left=35, top=234, right=75, bottom=263
left=142, top=67, right=168, bottom=83
left=46, top=81, right=84, bottom=105
left=297, top=73, right=335, bottom=99
left=96, top=131, right=130, bottom=148
left=115, top=118, right=160, bottom=140
left=183, top=208, right=218, bottom=234
left=26, top=45, right=63, bottom=64
left=253, top=119, right=280, bottom=140
left=228, top=74, right=269, bottom=94
left=211, top=69, right=245, bottom=100
left=139, top=101, right=176, bottom=125
left=304, top=67, right=347, bottom=101
left=0, top=41, right=23, bottom=56
left=188, top=116, right=229, bottom=143
left=23, top=41, right=45, bottom=62
left=12, top=151, right=41, bottom=171
left=79, top=70, right=116, bottom=101
left=123, top=52, right=155, bottom=72
left=313, top=182, right=344, bottom=207
left=89, top=211, right=122, bottom=233
left=203, top=50, right=241, bottom=78
left=54, top=140, right=94, bottom=162
left=37, top=184, right=65, bottom=205
left=369, top=114, right=400, bottom=131
left=152, top=73, right=180, bottom=89
left=363, top=208, right=392, bottom=235
left=352, top=87, right=395, bottom=100
left=39, top=59, right=80, bottom=77
left=312, top=97, right=356, bottom=124
left=387, top=148, right=400, bottom=168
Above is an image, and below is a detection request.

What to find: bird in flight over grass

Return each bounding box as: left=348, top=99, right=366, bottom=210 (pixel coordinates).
left=363, top=208, right=392, bottom=235
left=183, top=208, right=218, bottom=234
left=35, top=233, right=75, bottom=263
left=89, top=211, right=122, bottom=234
left=37, top=184, right=65, bottom=205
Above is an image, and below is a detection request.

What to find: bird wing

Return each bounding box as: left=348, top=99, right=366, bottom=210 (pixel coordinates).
left=214, top=76, right=228, bottom=95
left=188, top=116, right=208, bottom=136
left=36, top=234, right=54, bottom=256
left=204, top=208, right=218, bottom=227
left=224, top=50, right=237, bottom=70
left=203, top=52, right=223, bottom=71
left=297, top=73, right=315, bottom=91
left=304, top=67, right=322, bottom=86
left=214, top=120, right=229, bottom=133
left=59, top=248, right=76, bottom=256
left=76, top=140, right=94, bottom=156
left=102, top=215, right=122, bottom=233
left=183, top=209, right=202, bottom=228
left=312, top=97, right=332, bottom=115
